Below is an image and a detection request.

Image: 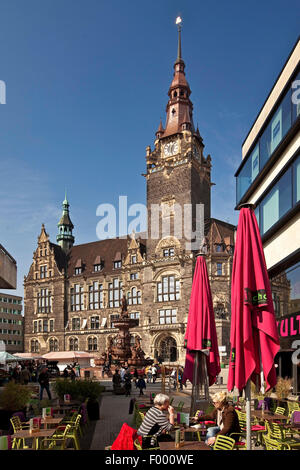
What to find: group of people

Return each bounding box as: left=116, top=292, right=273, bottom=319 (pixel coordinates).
left=62, top=363, right=80, bottom=380
left=170, top=366, right=184, bottom=391
left=136, top=391, right=241, bottom=448
left=145, top=365, right=158, bottom=383
left=9, top=363, right=40, bottom=384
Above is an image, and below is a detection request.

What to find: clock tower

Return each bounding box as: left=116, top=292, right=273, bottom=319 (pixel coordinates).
left=145, top=21, right=212, bottom=257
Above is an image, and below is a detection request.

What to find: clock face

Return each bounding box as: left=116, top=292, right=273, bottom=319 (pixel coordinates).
left=164, top=141, right=179, bottom=157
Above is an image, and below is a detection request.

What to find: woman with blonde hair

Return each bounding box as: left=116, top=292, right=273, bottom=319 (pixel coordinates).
left=193, top=391, right=240, bottom=445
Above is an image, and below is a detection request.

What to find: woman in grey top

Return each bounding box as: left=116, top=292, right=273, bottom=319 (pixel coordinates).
left=137, top=393, right=175, bottom=447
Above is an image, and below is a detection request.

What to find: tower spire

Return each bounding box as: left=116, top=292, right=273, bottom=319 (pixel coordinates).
left=176, top=16, right=183, bottom=62
left=57, top=193, right=74, bottom=253
left=159, top=16, right=194, bottom=138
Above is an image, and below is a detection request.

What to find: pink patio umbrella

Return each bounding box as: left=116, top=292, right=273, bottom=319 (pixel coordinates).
left=227, top=206, right=280, bottom=449
left=182, top=255, right=221, bottom=390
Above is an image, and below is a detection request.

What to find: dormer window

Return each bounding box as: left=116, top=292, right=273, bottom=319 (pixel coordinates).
left=93, top=255, right=102, bottom=272
left=215, top=244, right=223, bottom=253
left=114, top=252, right=122, bottom=269
left=131, top=255, right=137, bottom=264
left=74, top=259, right=83, bottom=275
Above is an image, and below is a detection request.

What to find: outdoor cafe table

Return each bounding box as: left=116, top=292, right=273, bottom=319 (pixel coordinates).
left=159, top=441, right=211, bottom=451
left=11, top=428, right=56, bottom=450
left=25, top=417, right=63, bottom=429
left=251, top=410, right=290, bottom=422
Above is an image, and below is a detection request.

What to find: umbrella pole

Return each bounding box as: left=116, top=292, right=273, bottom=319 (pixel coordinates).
left=245, top=380, right=252, bottom=450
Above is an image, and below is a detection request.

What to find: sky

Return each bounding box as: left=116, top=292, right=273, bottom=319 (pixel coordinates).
left=0, top=0, right=299, bottom=297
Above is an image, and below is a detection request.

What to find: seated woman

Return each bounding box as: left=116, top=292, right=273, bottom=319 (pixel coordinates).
left=194, top=391, right=240, bottom=446
left=137, top=393, right=175, bottom=447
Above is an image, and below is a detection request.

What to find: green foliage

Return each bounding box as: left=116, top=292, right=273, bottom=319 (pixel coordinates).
left=53, top=379, right=105, bottom=401
left=0, top=381, right=32, bottom=411
left=275, top=377, right=292, bottom=400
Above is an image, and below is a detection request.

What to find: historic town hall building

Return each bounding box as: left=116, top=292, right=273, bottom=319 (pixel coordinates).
left=24, top=29, right=235, bottom=365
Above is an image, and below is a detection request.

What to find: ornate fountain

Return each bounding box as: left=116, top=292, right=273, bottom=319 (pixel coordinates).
left=95, top=295, right=153, bottom=368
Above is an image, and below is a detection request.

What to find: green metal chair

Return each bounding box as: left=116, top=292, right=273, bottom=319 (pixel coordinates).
left=175, top=401, right=184, bottom=412
left=53, top=414, right=82, bottom=450
left=40, top=424, right=71, bottom=450
left=265, top=420, right=300, bottom=449
left=263, top=434, right=291, bottom=450
left=133, top=438, right=160, bottom=450
left=213, top=435, right=235, bottom=450
left=10, top=416, right=30, bottom=450
left=274, top=406, right=286, bottom=415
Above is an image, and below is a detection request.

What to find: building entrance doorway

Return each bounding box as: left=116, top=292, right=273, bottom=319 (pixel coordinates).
left=158, top=336, right=177, bottom=362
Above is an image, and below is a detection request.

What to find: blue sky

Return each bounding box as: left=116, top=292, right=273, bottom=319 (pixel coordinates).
left=0, top=0, right=299, bottom=297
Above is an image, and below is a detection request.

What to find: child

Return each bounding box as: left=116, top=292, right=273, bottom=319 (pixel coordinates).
left=136, top=375, right=147, bottom=396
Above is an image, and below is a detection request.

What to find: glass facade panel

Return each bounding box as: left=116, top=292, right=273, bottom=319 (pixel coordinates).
left=236, top=73, right=300, bottom=204
left=294, top=155, right=300, bottom=203
left=292, top=71, right=300, bottom=123
left=261, top=167, right=292, bottom=234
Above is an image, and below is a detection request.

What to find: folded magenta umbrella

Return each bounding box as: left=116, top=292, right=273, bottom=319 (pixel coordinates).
left=182, top=255, right=221, bottom=386
left=227, top=207, right=280, bottom=393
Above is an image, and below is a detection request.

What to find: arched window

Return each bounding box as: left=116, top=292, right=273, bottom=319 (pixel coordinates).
left=127, top=287, right=141, bottom=305
left=69, top=337, right=79, bottom=351
left=30, top=339, right=39, bottom=353
left=88, top=337, right=98, bottom=351
left=49, top=338, right=59, bottom=352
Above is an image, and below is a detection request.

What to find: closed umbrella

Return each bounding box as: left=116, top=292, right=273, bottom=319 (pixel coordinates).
left=227, top=206, right=280, bottom=449
left=182, top=255, right=221, bottom=412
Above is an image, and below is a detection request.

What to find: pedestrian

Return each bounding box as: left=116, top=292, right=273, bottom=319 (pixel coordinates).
left=20, top=366, right=31, bottom=385
left=120, top=366, right=126, bottom=383
left=38, top=367, right=52, bottom=400
left=171, top=368, right=177, bottom=390
left=112, top=369, right=122, bottom=394
left=178, top=368, right=183, bottom=391
left=134, top=368, right=139, bottom=382
left=151, top=365, right=157, bottom=383
left=124, top=369, right=132, bottom=397
left=136, top=375, right=147, bottom=396
left=62, top=366, right=69, bottom=378
left=69, top=366, right=76, bottom=381
left=146, top=367, right=152, bottom=384
left=75, top=363, right=80, bottom=378
left=12, top=366, right=21, bottom=383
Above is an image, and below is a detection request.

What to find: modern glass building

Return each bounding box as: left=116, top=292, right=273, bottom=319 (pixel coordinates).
left=235, top=37, right=300, bottom=394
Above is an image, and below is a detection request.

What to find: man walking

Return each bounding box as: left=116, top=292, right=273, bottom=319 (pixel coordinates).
left=38, top=366, right=52, bottom=400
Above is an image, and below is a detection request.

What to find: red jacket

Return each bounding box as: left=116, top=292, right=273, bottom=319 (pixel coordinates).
left=111, top=423, right=142, bottom=450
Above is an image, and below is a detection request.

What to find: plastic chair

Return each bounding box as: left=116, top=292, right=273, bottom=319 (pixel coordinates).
left=175, top=401, right=184, bottom=412
left=266, top=420, right=300, bottom=449
left=41, top=424, right=71, bottom=450
left=133, top=438, right=159, bottom=450
left=10, top=416, right=30, bottom=449
left=213, top=435, right=235, bottom=450
left=263, top=434, right=291, bottom=450
left=274, top=406, right=286, bottom=415
left=53, top=414, right=82, bottom=450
